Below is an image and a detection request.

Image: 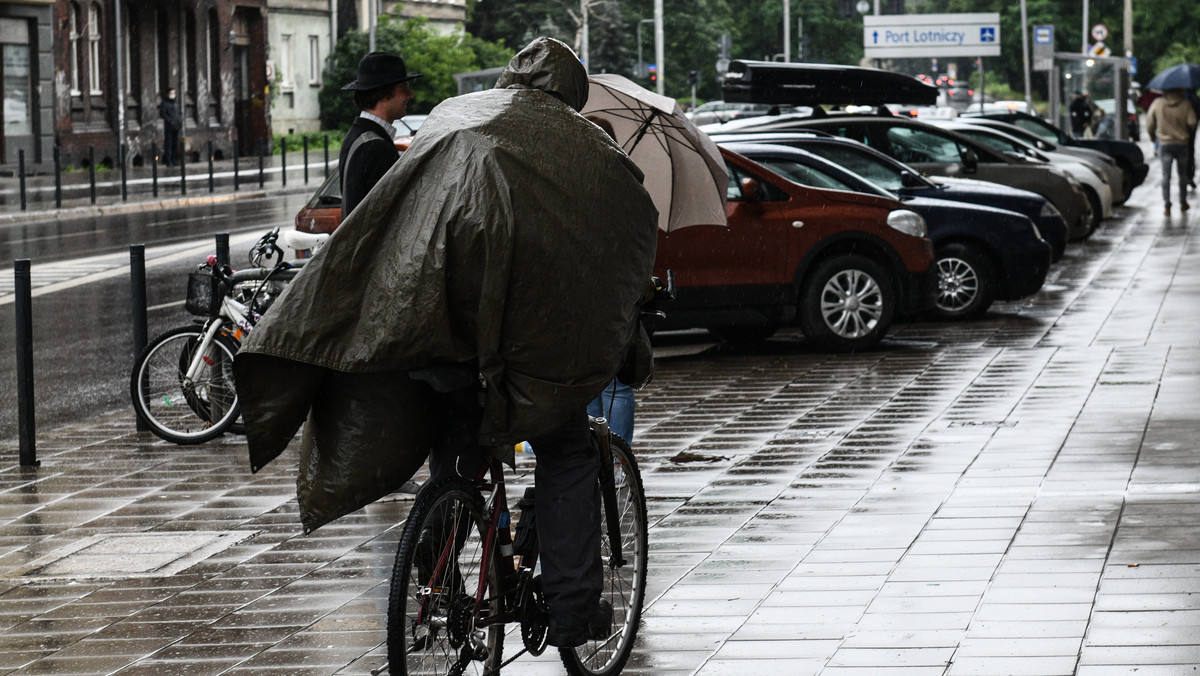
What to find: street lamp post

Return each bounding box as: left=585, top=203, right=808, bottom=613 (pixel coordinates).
left=654, top=0, right=664, bottom=94
left=783, top=0, right=790, bottom=62
left=581, top=0, right=588, bottom=70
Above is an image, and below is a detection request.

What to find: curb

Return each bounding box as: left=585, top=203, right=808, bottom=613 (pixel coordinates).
left=0, top=184, right=317, bottom=227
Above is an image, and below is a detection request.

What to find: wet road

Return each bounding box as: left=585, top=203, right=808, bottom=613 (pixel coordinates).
left=1, top=157, right=1199, bottom=675
left=0, top=194, right=309, bottom=441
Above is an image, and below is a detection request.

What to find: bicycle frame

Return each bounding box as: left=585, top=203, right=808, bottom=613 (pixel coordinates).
left=180, top=295, right=251, bottom=388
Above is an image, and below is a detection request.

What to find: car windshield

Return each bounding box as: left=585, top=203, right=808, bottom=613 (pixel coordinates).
left=755, top=157, right=857, bottom=192
left=956, top=129, right=1035, bottom=158
left=1010, top=118, right=1059, bottom=143
left=885, top=127, right=962, bottom=164
left=802, top=144, right=931, bottom=191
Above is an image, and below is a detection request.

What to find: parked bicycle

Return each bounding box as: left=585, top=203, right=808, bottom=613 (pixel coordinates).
left=129, top=228, right=319, bottom=444
left=380, top=273, right=674, bottom=676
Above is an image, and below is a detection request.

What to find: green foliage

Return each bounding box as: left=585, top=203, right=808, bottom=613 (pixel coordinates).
left=272, top=132, right=343, bottom=156
left=319, top=14, right=514, bottom=130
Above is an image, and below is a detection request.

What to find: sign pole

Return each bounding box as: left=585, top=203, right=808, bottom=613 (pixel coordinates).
left=1020, top=0, right=1032, bottom=111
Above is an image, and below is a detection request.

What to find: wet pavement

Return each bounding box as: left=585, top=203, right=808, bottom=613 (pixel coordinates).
left=2, top=151, right=1200, bottom=675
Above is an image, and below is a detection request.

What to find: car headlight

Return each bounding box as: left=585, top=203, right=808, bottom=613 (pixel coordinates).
left=1038, top=201, right=1063, bottom=221
left=887, top=209, right=927, bottom=238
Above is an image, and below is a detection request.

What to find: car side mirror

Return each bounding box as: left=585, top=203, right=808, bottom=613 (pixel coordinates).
left=961, top=147, right=979, bottom=174
left=740, top=177, right=763, bottom=202
left=899, top=170, right=922, bottom=188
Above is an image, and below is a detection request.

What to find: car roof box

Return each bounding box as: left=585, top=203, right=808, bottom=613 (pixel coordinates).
left=722, top=61, right=938, bottom=107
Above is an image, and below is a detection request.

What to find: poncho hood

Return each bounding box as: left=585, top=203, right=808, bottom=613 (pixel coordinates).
left=233, top=38, right=658, bottom=532
left=495, top=37, right=589, bottom=112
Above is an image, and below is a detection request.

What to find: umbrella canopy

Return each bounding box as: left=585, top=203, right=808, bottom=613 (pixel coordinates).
left=1146, top=63, right=1200, bottom=91
left=582, top=74, right=728, bottom=232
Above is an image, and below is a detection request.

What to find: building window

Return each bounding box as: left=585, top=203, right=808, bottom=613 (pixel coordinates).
left=88, top=3, right=102, bottom=95
left=68, top=2, right=81, bottom=95
left=208, top=9, right=221, bottom=121
left=308, top=35, right=320, bottom=86
left=279, top=33, right=293, bottom=88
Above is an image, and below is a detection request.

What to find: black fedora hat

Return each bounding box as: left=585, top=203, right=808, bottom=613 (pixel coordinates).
left=342, top=51, right=422, bottom=91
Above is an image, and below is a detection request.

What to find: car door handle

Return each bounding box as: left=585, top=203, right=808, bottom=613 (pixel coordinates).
left=792, top=221, right=804, bottom=228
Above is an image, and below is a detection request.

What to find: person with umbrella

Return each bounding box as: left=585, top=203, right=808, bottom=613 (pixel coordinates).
left=1146, top=87, right=1198, bottom=215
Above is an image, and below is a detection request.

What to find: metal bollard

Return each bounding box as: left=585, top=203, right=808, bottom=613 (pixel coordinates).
left=14, top=260, right=38, bottom=466
left=234, top=148, right=240, bottom=192
left=88, top=146, right=96, bottom=204
left=180, top=145, right=187, bottom=196
left=258, top=141, right=265, bottom=188
left=281, top=137, right=287, bottom=187
left=129, top=246, right=149, bottom=432
left=303, top=136, right=309, bottom=184
left=120, top=143, right=128, bottom=201
left=208, top=141, right=214, bottom=193
left=152, top=143, right=159, bottom=198
left=18, top=149, right=26, bottom=211
left=215, top=232, right=230, bottom=268
left=324, top=134, right=330, bottom=178
left=54, top=146, right=62, bottom=208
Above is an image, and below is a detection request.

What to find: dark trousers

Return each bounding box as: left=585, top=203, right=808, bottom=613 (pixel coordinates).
left=163, top=128, right=180, bottom=166
left=529, top=411, right=602, bottom=633
left=426, top=397, right=601, bottom=633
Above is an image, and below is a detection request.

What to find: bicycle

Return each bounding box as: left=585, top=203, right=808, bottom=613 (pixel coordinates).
left=380, top=273, right=674, bottom=676
left=382, top=422, right=647, bottom=676
left=129, top=228, right=308, bottom=444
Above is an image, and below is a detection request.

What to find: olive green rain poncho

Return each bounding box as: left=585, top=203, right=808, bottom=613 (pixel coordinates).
left=233, top=38, right=659, bottom=532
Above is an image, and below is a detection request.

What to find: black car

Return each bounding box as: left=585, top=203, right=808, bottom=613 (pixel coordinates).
left=710, top=131, right=1069, bottom=261
left=961, top=111, right=1150, bottom=195
left=722, top=142, right=1052, bottom=320
left=728, top=114, right=1095, bottom=242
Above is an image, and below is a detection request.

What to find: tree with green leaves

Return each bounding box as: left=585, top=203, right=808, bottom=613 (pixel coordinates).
left=319, top=14, right=513, bottom=130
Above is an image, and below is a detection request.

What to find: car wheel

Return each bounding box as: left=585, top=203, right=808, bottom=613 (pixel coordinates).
left=799, top=254, right=895, bottom=352
left=709, top=323, right=778, bottom=346
left=931, top=243, right=996, bottom=321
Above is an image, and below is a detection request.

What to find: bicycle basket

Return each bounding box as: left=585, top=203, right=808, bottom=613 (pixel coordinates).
left=184, top=270, right=220, bottom=316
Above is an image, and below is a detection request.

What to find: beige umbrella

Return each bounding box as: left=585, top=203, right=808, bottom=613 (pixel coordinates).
left=582, top=74, right=728, bottom=232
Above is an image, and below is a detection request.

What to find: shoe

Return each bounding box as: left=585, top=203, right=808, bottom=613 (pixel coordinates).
left=1183, top=202, right=1190, bottom=212
left=545, top=598, right=614, bottom=647
left=1164, top=205, right=1172, bottom=216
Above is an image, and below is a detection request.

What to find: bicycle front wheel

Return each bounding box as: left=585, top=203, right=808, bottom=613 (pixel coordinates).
left=561, top=434, right=649, bottom=676
left=388, top=477, right=504, bottom=676
left=130, top=325, right=241, bottom=445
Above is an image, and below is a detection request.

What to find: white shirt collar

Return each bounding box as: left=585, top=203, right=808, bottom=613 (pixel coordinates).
left=359, top=111, right=397, bottom=139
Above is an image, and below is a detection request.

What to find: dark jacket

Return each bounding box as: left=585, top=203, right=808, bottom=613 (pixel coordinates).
left=159, top=98, right=182, bottom=131
left=338, top=116, right=400, bottom=218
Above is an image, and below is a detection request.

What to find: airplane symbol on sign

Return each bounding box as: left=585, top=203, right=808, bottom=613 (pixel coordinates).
left=980, top=27, right=996, bottom=42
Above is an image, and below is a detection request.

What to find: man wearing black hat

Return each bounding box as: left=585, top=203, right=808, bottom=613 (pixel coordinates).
left=339, top=51, right=422, bottom=218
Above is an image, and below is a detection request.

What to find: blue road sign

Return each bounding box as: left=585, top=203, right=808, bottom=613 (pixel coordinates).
left=980, top=27, right=996, bottom=43
left=1034, top=26, right=1053, bottom=44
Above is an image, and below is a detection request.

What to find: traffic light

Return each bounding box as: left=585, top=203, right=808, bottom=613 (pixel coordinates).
left=648, top=64, right=657, bottom=86
left=687, top=70, right=700, bottom=87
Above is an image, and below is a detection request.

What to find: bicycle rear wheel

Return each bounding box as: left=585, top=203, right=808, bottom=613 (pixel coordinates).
left=388, top=477, right=504, bottom=676
left=560, top=434, right=648, bottom=676
left=130, top=325, right=240, bottom=445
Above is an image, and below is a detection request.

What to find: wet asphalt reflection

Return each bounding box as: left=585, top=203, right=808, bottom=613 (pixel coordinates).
left=1, top=152, right=1199, bottom=674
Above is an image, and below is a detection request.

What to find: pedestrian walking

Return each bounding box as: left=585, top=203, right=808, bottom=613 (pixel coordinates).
left=158, top=88, right=182, bottom=166
left=1147, top=88, right=1198, bottom=215
left=338, top=51, right=420, bottom=219
left=1186, top=92, right=1200, bottom=189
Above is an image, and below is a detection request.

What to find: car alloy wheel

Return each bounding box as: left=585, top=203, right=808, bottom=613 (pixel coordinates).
left=930, top=243, right=995, bottom=320
left=820, top=269, right=884, bottom=339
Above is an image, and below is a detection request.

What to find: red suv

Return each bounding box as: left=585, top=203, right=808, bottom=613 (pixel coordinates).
left=293, top=143, right=934, bottom=351
left=650, top=146, right=935, bottom=351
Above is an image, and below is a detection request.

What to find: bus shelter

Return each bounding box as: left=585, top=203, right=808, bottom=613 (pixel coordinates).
left=1048, top=53, right=1133, bottom=141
